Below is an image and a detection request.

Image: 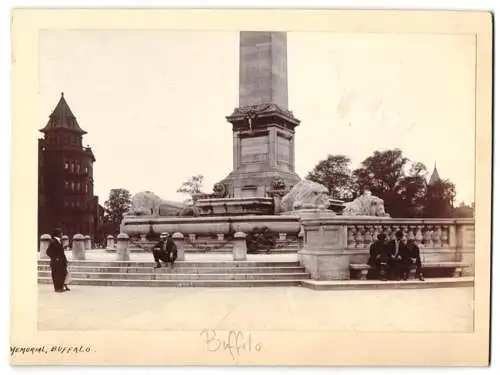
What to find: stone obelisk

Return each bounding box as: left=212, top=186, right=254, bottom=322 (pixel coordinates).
left=221, top=32, right=301, bottom=198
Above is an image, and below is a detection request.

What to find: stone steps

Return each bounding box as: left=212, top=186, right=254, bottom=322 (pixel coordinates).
left=38, top=265, right=305, bottom=274
left=37, top=259, right=310, bottom=287
left=37, top=277, right=303, bottom=288
left=37, top=259, right=301, bottom=267
left=38, top=270, right=308, bottom=281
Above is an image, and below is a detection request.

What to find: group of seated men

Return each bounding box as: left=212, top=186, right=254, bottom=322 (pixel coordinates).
left=367, top=230, right=425, bottom=281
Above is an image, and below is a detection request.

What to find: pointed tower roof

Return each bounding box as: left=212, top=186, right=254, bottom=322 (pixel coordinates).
left=39, top=92, right=87, bottom=134
left=429, top=162, right=441, bottom=185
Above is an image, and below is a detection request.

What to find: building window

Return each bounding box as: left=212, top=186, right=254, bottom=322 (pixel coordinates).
left=65, top=181, right=69, bottom=190
left=76, top=182, right=80, bottom=192
left=85, top=183, right=88, bottom=193
left=64, top=161, right=69, bottom=170
left=71, top=182, right=75, bottom=191
left=64, top=200, right=68, bottom=208
left=70, top=161, right=74, bottom=173
left=76, top=162, right=80, bottom=174
left=84, top=166, right=88, bottom=175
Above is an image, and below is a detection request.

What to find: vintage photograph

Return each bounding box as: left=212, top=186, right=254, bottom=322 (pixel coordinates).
left=10, top=9, right=492, bottom=366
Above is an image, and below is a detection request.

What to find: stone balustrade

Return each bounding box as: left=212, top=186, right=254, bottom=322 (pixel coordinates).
left=298, top=215, right=475, bottom=280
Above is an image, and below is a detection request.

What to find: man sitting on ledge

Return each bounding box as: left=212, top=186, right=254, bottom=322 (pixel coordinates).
left=152, top=233, right=177, bottom=269
left=402, top=239, right=425, bottom=281
left=367, top=233, right=390, bottom=281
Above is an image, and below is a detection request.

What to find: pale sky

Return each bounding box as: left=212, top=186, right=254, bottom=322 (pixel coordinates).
left=38, top=30, right=476, bottom=205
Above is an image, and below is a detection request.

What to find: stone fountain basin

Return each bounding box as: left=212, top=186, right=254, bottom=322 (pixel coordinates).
left=121, top=215, right=301, bottom=236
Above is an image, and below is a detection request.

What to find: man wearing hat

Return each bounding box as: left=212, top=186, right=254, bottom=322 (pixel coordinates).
left=45, top=228, right=69, bottom=292
left=387, top=230, right=407, bottom=280
left=367, top=233, right=390, bottom=280
left=151, top=232, right=177, bottom=269
left=151, top=233, right=169, bottom=268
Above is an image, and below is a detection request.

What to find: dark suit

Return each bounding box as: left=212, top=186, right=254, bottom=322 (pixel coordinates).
left=46, top=237, right=68, bottom=291
left=152, top=240, right=169, bottom=264
left=386, top=239, right=406, bottom=279
left=152, top=238, right=177, bottom=264
left=401, top=242, right=423, bottom=278
left=165, top=238, right=178, bottom=264
left=367, top=239, right=391, bottom=279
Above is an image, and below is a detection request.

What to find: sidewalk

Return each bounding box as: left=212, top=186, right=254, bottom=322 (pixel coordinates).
left=38, top=284, right=474, bottom=332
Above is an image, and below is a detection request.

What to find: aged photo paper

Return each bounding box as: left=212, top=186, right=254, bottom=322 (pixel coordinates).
left=10, top=9, right=492, bottom=366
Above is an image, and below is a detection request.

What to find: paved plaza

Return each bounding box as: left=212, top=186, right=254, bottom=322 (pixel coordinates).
left=38, top=284, right=474, bottom=332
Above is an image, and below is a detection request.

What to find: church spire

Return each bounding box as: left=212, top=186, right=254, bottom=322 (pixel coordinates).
left=39, top=92, right=87, bottom=134
left=429, top=162, right=441, bottom=185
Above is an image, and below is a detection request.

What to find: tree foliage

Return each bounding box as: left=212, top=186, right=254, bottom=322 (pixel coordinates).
left=351, top=149, right=430, bottom=217
left=177, top=174, right=204, bottom=198
left=451, top=201, right=474, bottom=218
left=306, top=149, right=460, bottom=218
left=306, top=155, right=355, bottom=200
left=103, top=188, right=132, bottom=231
left=423, top=179, right=457, bottom=218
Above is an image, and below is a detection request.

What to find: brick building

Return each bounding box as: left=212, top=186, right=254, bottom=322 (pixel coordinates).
left=38, top=92, right=103, bottom=243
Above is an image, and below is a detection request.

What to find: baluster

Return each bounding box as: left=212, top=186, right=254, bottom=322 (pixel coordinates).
left=415, top=225, right=424, bottom=246
left=433, top=225, right=442, bottom=247
left=441, top=225, right=449, bottom=247
left=364, top=225, right=373, bottom=246
left=347, top=226, right=356, bottom=249
left=400, top=225, right=409, bottom=240
left=422, top=225, right=432, bottom=248
left=355, top=225, right=365, bottom=248
left=372, top=225, right=380, bottom=241
left=407, top=225, right=416, bottom=241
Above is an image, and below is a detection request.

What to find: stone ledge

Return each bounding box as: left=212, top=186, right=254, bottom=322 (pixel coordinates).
left=302, top=277, right=474, bottom=291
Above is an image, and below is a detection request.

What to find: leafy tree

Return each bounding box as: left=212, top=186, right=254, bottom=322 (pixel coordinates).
left=393, top=162, right=428, bottom=217
left=306, top=155, right=355, bottom=200
left=352, top=149, right=429, bottom=217
left=452, top=201, right=474, bottom=218
left=103, top=188, right=132, bottom=233
left=423, top=179, right=457, bottom=218
left=177, top=174, right=204, bottom=199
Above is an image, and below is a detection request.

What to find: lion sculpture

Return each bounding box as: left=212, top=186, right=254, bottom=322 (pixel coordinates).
left=128, top=191, right=164, bottom=216
left=128, top=191, right=193, bottom=217
left=280, top=180, right=332, bottom=212
left=343, top=190, right=389, bottom=217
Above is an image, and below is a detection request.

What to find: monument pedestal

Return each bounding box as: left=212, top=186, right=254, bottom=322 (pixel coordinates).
left=298, top=210, right=350, bottom=280
left=299, top=249, right=351, bottom=280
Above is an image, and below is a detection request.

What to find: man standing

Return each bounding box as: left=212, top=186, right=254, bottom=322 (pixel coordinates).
left=46, top=228, right=68, bottom=293
left=387, top=230, right=406, bottom=280
left=402, top=239, right=425, bottom=281
left=367, top=233, right=390, bottom=280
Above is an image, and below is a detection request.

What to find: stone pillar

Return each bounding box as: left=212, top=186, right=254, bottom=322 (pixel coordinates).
left=39, top=234, right=51, bottom=259
left=272, top=195, right=282, bottom=215
left=233, top=133, right=241, bottom=170
left=456, top=221, right=475, bottom=276
left=298, top=225, right=305, bottom=249
left=116, top=233, right=130, bottom=261
left=188, top=234, right=196, bottom=243
left=233, top=232, right=247, bottom=261
left=106, top=235, right=115, bottom=250
left=72, top=234, right=86, bottom=260
left=298, top=213, right=350, bottom=280
left=268, top=128, right=277, bottom=168
left=61, top=235, right=69, bottom=250
left=279, top=233, right=287, bottom=241
left=83, top=235, right=91, bottom=250
left=172, top=232, right=185, bottom=261
left=217, top=233, right=225, bottom=241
